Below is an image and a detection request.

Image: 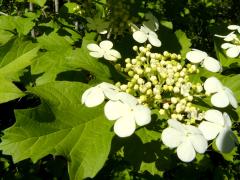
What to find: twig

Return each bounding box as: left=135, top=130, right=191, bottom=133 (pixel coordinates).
left=29, top=2, right=35, bottom=38
left=54, top=0, right=59, bottom=14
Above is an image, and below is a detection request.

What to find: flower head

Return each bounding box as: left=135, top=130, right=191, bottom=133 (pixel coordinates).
left=221, top=43, right=240, bottom=58
left=82, top=82, right=119, bottom=107
left=161, top=119, right=208, bottom=162
left=87, top=40, right=121, bottom=61
left=86, top=17, right=109, bottom=34
left=133, top=25, right=161, bottom=47
left=104, top=92, right=151, bottom=137
left=204, top=77, right=238, bottom=108
left=186, top=49, right=222, bottom=72
left=199, top=109, right=237, bottom=153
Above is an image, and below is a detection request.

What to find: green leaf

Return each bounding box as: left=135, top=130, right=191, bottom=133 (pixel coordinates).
left=32, top=33, right=111, bottom=85
left=158, top=22, right=191, bottom=57
left=0, top=30, right=14, bottom=45
left=0, top=16, right=35, bottom=35
left=0, top=78, right=25, bottom=103
left=0, top=38, right=39, bottom=103
left=29, top=0, right=46, bottom=7
left=175, top=30, right=191, bottom=58
left=0, top=81, right=113, bottom=179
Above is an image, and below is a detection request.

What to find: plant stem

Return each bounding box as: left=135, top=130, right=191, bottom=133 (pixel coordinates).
left=54, top=0, right=59, bottom=14
left=29, top=2, right=35, bottom=38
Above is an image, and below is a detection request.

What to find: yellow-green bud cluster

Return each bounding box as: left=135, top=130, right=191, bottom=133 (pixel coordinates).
left=115, top=44, right=206, bottom=124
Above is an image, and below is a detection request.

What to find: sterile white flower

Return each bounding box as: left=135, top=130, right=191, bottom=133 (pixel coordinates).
left=161, top=119, right=208, bottom=162
left=199, top=109, right=237, bottom=153
left=82, top=82, right=119, bottom=107
left=227, top=25, right=240, bottom=33
left=186, top=49, right=222, bottom=72
left=204, top=77, right=238, bottom=108
left=104, top=92, right=151, bottom=137
left=214, top=32, right=237, bottom=42
left=133, top=25, right=161, bottom=47
left=87, top=40, right=121, bottom=61
left=221, top=43, right=240, bottom=58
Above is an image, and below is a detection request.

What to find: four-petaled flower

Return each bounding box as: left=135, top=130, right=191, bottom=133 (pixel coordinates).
left=204, top=76, right=238, bottom=108
left=81, top=82, right=119, bottom=107
left=133, top=25, right=161, bottom=47
left=161, top=119, right=208, bottom=162
left=221, top=43, right=240, bottom=58
left=104, top=92, right=151, bottom=137
left=186, top=49, right=222, bottom=72
left=87, top=40, right=121, bottom=61
left=199, top=109, right=237, bottom=153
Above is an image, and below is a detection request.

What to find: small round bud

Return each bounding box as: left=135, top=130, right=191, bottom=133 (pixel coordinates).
left=133, top=84, right=139, bottom=90
left=140, top=57, right=147, bottom=62
left=146, top=44, right=152, bottom=49
left=146, top=89, right=153, bottom=95
left=171, top=97, right=178, bottom=104
left=131, top=58, right=137, bottom=64
left=126, top=63, right=132, bottom=69
left=139, top=95, right=147, bottom=102
left=120, top=84, right=128, bottom=91
left=125, top=58, right=131, bottom=63
left=133, top=74, right=139, bottom=80
left=163, top=51, right=170, bottom=57
left=146, top=51, right=151, bottom=57
left=163, top=103, right=170, bottom=110
left=137, top=78, right=145, bottom=85
left=187, top=95, right=193, bottom=101
left=128, top=70, right=134, bottom=77
left=139, top=46, right=145, bottom=52
left=115, top=82, right=121, bottom=87
left=159, top=109, right=165, bottom=115
left=155, top=94, right=162, bottom=100
left=171, top=113, right=178, bottom=119
left=173, top=86, right=180, bottom=93
left=133, top=46, right=138, bottom=51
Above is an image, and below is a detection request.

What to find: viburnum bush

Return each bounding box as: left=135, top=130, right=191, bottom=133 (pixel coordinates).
left=0, top=0, right=239, bottom=179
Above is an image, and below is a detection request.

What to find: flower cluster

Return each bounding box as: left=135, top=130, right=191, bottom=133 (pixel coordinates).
left=215, top=25, right=240, bottom=58
left=82, top=15, right=239, bottom=163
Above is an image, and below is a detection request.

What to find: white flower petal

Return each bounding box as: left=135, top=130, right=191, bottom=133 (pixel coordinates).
left=108, top=49, right=121, bottom=59
left=148, top=32, right=161, bottom=47
left=204, top=77, right=223, bottom=94
left=87, top=43, right=102, bottom=52
left=221, top=43, right=235, bottom=49
left=104, top=100, right=126, bottom=120
left=227, top=25, right=240, bottom=30
left=226, top=46, right=240, bottom=58
left=224, top=33, right=237, bottom=41
left=133, top=31, right=148, bottom=43
left=204, top=109, right=225, bottom=126
left=82, top=87, right=105, bottom=107
left=89, top=51, right=104, bottom=58
left=202, top=57, right=221, bottom=72
left=186, top=49, right=208, bottom=63
left=116, top=92, right=138, bottom=108
left=223, top=112, right=232, bottom=128
left=99, top=30, right=108, bottom=34
left=199, top=121, right=222, bottom=140
left=140, top=25, right=152, bottom=34
left=114, top=115, right=136, bottom=137
left=177, top=140, right=196, bottom=162
left=224, top=87, right=238, bottom=108
left=81, top=88, right=91, bottom=104
left=211, top=91, right=230, bottom=108
left=185, top=125, right=202, bottom=135
left=161, top=127, right=183, bottom=148
left=103, top=53, right=118, bottom=61
left=189, top=135, right=208, bottom=153
left=134, top=105, right=151, bottom=126
left=216, top=128, right=236, bottom=153
left=99, top=40, right=113, bottom=50
left=167, top=119, right=185, bottom=132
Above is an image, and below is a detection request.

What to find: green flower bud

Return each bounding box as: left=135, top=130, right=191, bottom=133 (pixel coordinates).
left=128, top=70, right=134, bottom=77
left=133, top=46, right=138, bottom=51
left=159, top=109, right=165, bottom=115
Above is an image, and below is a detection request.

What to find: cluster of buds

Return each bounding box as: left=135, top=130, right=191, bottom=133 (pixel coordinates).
left=115, top=44, right=206, bottom=124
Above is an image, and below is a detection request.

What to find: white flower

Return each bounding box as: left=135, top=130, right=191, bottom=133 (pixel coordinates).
left=86, top=17, right=109, bottom=34
left=186, top=49, right=222, bottom=72
left=87, top=40, right=121, bottom=61
left=204, top=77, right=238, bottom=108
left=228, top=25, right=240, bottom=33
left=133, top=25, right=161, bottom=47
left=199, top=109, right=237, bottom=153
left=221, top=43, right=240, bottom=58
left=104, top=92, right=151, bottom=137
left=81, top=82, right=119, bottom=107
left=161, top=119, right=208, bottom=162
left=215, top=32, right=237, bottom=42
